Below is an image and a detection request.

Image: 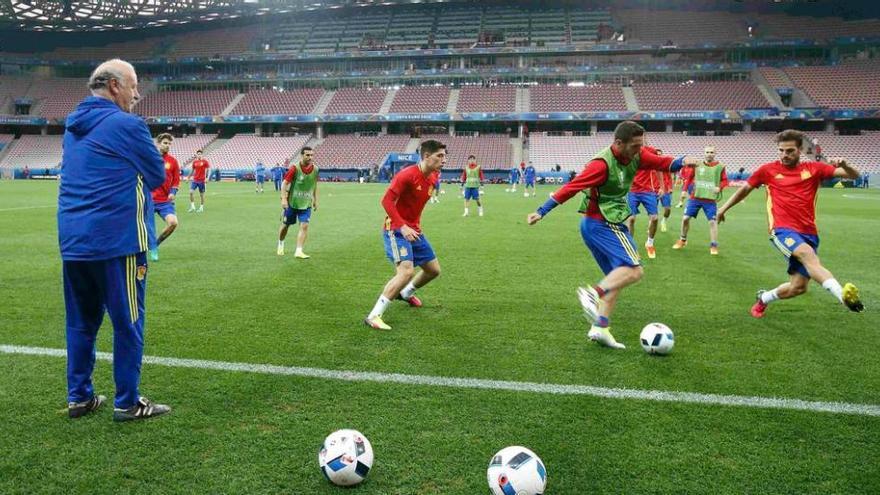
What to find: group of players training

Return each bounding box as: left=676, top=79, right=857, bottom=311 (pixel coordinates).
left=151, top=121, right=864, bottom=349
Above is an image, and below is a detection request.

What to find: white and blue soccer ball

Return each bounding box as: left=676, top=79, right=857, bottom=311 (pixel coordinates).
left=640, top=323, right=675, bottom=355
left=318, top=429, right=374, bottom=486
left=487, top=446, right=547, bottom=495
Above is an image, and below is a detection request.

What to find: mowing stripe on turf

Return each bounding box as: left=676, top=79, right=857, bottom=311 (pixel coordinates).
left=3, top=344, right=879, bottom=417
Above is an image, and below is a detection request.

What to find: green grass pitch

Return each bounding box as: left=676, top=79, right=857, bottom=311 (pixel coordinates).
left=1, top=180, right=878, bottom=494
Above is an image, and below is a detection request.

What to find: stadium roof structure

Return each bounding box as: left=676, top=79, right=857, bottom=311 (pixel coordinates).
left=0, top=0, right=465, bottom=32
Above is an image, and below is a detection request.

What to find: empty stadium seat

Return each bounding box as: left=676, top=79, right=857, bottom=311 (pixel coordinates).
left=232, top=88, right=325, bottom=115
left=422, top=134, right=512, bottom=169
left=324, top=88, right=387, bottom=114
left=530, top=84, right=627, bottom=112
left=204, top=135, right=312, bottom=170
left=313, top=134, right=410, bottom=168
left=456, top=86, right=517, bottom=113
left=135, top=89, right=237, bottom=117
left=389, top=86, right=450, bottom=113
left=633, top=81, right=769, bottom=111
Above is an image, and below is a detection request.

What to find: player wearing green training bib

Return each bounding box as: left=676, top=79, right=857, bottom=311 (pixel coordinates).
left=673, top=146, right=728, bottom=255
left=460, top=155, right=484, bottom=217
left=278, top=147, right=319, bottom=259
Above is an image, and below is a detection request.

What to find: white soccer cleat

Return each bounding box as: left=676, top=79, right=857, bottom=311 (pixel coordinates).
left=576, top=286, right=601, bottom=324
left=588, top=326, right=626, bottom=350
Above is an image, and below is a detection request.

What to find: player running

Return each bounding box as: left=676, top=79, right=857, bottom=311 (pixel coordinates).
left=717, top=130, right=864, bottom=317
left=149, top=133, right=181, bottom=261
left=528, top=121, right=697, bottom=349
left=364, top=139, right=446, bottom=331
left=626, top=159, right=662, bottom=259
left=523, top=161, right=537, bottom=197
left=508, top=165, right=522, bottom=193
left=187, top=149, right=210, bottom=212
left=657, top=169, right=673, bottom=232
left=278, top=147, right=318, bottom=259
left=673, top=146, right=728, bottom=255
left=461, top=154, right=484, bottom=217
left=255, top=161, right=267, bottom=193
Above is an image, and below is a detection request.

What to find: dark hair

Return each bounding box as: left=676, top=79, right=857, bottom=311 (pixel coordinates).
left=468, top=154, right=476, bottom=159
left=775, top=129, right=804, bottom=148
left=156, top=133, right=173, bottom=142
left=613, top=121, right=645, bottom=143
left=420, top=139, right=447, bottom=158
left=196, top=149, right=203, bottom=153
left=301, top=146, right=313, bottom=154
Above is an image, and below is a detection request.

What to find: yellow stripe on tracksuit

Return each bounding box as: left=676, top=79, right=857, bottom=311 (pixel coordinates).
left=126, top=255, right=137, bottom=324
left=388, top=230, right=401, bottom=263
left=609, top=224, right=641, bottom=264
left=136, top=176, right=147, bottom=251
left=770, top=233, right=792, bottom=258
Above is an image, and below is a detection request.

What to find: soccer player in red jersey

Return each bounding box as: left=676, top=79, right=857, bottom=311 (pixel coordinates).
left=528, top=122, right=698, bottom=349
left=187, top=149, right=210, bottom=212
left=626, top=158, right=662, bottom=259
left=364, top=139, right=446, bottom=330
left=718, top=130, right=864, bottom=317
left=676, top=166, right=694, bottom=208
left=149, top=133, right=181, bottom=261
left=656, top=168, right=673, bottom=232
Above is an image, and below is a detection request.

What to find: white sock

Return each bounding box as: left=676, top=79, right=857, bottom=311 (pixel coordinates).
left=295, top=247, right=303, bottom=254
left=761, top=289, right=780, bottom=305
left=190, top=202, right=195, bottom=209
left=278, top=240, right=284, bottom=247
left=464, top=208, right=469, bottom=215
left=822, top=278, right=844, bottom=303
left=478, top=206, right=483, bottom=214
left=368, top=295, right=391, bottom=319
left=646, top=237, right=654, bottom=247
left=400, top=282, right=417, bottom=299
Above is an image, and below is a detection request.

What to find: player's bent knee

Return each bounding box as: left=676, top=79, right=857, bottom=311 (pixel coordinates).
left=167, top=216, right=179, bottom=228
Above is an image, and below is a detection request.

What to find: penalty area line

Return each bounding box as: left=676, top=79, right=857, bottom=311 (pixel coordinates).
left=2, top=344, right=879, bottom=417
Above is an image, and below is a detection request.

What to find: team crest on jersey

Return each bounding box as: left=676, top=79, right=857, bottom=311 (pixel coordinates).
left=784, top=237, right=796, bottom=247
left=399, top=247, right=409, bottom=257
left=774, top=173, right=785, bottom=179
left=800, top=170, right=812, bottom=180
left=136, top=265, right=147, bottom=281
left=164, top=162, right=171, bottom=170
left=416, top=185, right=422, bottom=191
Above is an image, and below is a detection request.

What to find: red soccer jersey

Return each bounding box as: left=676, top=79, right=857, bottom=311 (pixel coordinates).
left=630, top=168, right=661, bottom=193
left=284, top=162, right=315, bottom=182
left=659, top=171, right=673, bottom=192
left=152, top=153, right=181, bottom=203
left=679, top=166, right=695, bottom=191
left=191, top=159, right=210, bottom=182
left=551, top=146, right=674, bottom=221
left=382, top=164, right=439, bottom=233
left=747, top=160, right=836, bottom=235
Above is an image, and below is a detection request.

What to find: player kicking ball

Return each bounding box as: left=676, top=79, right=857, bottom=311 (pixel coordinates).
left=365, top=139, right=446, bottom=330
left=528, top=121, right=697, bottom=349
left=717, top=130, right=864, bottom=317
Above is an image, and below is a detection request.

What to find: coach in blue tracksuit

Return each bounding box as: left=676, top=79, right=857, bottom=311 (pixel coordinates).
left=59, top=59, right=171, bottom=422
left=271, top=163, right=285, bottom=191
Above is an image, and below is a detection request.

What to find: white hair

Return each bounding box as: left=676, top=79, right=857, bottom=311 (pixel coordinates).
left=88, top=59, right=136, bottom=92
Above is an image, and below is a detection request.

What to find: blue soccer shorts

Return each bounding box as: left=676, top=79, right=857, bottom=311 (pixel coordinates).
left=464, top=187, right=480, bottom=200
left=684, top=199, right=717, bottom=221
left=628, top=191, right=659, bottom=216
left=659, top=193, right=672, bottom=208
left=154, top=201, right=176, bottom=220
left=282, top=207, right=312, bottom=225
left=525, top=178, right=535, bottom=187
left=190, top=181, right=206, bottom=193
left=770, top=228, right=819, bottom=279
left=580, top=217, right=641, bottom=275
left=383, top=229, right=436, bottom=267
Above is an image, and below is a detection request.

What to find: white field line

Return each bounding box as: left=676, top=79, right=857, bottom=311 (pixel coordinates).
left=0, top=205, right=55, bottom=212
left=842, top=194, right=880, bottom=200
left=3, top=344, right=879, bottom=417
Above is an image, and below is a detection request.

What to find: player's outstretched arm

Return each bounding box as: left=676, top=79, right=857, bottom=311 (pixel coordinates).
left=717, top=184, right=754, bottom=223
left=830, top=158, right=860, bottom=179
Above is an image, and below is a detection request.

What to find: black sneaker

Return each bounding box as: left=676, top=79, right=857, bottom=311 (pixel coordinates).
left=68, top=394, right=106, bottom=418
left=113, top=396, right=171, bottom=422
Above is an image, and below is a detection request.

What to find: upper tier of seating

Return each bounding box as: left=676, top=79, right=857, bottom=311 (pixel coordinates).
left=783, top=65, right=880, bottom=109
left=530, top=84, right=627, bottom=112
left=231, top=88, right=324, bottom=115
left=456, top=86, right=516, bottom=113
left=135, top=89, right=237, bottom=117
left=389, top=86, right=450, bottom=113
left=632, top=81, right=770, bottom=111
left=324, top=88, right=387, bottom=115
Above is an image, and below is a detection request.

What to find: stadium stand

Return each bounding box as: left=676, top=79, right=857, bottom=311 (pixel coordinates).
left=529, top=8, right=568, bottom=46
left=0, top=135, right=63, bottom=169
left=530, top=132, right=880, bottom=174
left=389, top=86, right=451, bottom=113
left=422, top=134, right=512, bottom=169
left=27, top=78, right=89, bottom=120
left=169, top=135, right=218, bottom=165
left=386, top=8, right=429, bottom=49
left=783, top=65, right=880, bottom=109
left=324, top=88, right=387, bottom=114
left=434, top=5, right=483, bottom=47
left=758, top=67, right=793, bottom=88
left=530, top=84, right=627, bottom=112
left=632, top=81, right=770, bottom=111
left=231, top=88, right=324, bottom=115
left=204, top=135, right=311, bottom=170
left=135, top=89, right=237, bottom=117
left=0, top=76, right=33, bottom=114
left=569, top=9, right=612, bottom=44
left=456, top=86, right=517, bottom=113
left=169, top=25, right=263, bottom=59
left=0, top=134, right=14, bottom=148
left=313, top=134, right=410, bottom=168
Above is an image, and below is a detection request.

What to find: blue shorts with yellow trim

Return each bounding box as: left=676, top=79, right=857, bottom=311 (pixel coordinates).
left=659, top=192, right=672, bottom=208
left=190, top=181, right=205, bottom=193
left=770, top=228, right=819, bottom=279
left=580, top=217, right=641, bottom=275
left=383, top=229, right=436, bottom=266
left=281, top=207, right=311, bottom=225
left=63, top=252, right=147, bottom=409
left=464, top=187, right=480, bottom=200
left=684, top=199, right=717, bottom=220
left=154, top=201, right=176, bottom=219
left=628, top=191, right=659, bottom=216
